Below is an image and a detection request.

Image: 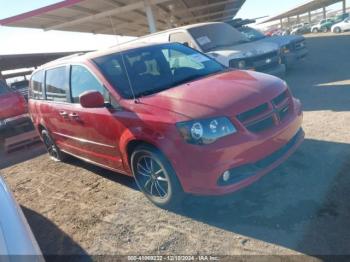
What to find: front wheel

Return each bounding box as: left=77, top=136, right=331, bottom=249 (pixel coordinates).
left=131, top=145, right=185, bottom=209
left=41, top=129, right=67, bottom=162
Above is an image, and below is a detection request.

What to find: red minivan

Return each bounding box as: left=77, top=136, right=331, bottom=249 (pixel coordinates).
left=29, top=42, right=303, bottom=208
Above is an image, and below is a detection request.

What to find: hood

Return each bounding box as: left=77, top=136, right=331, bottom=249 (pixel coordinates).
left=266, top=35, right=305, bottom=47
left=206, top=41, right=279, bottom=63
left=139, top=70, right=286, bottom=120
left=0, top=92, right=27, bottom=120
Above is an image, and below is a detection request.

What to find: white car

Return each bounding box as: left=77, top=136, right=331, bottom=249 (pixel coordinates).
left=128, top=22, right=286, bottom=78
left=332, top=17, right=350, bottom=33
left=0, top=176, right=44, bottom=259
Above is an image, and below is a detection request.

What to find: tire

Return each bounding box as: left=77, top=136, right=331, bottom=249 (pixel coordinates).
left=131, top=144, right=185, bottom=209
left=41, top=129, right=68, bottom=162
left=334, top=27, right=341, bottom=33
left=322, top=27, right=328, bottom=33
left=312, top=28, right=318, bottom=33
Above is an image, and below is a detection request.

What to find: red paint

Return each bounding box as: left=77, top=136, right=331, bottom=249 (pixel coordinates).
left=0, top=0, right=84, bottom=26
left=0, top=91, right=27, bottom=119
left=29, top=49, right=303, bottom=196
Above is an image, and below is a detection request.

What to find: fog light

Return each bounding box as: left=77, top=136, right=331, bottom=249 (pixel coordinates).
left=222, top=171, right=231, bottom=182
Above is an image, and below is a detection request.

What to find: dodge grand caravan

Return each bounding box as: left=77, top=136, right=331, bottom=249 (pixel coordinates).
left=29, top=42, right=304, bottom=208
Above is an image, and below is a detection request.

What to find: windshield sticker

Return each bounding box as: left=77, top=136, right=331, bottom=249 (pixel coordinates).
left=196, top=36, right=211, bottom=46
left=189, top=53, right=211, bottom=63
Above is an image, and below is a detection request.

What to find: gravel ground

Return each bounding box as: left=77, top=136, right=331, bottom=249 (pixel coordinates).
left=1, top=32, right=350, bottom=259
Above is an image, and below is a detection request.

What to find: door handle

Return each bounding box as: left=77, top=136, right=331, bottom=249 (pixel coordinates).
left=59, top=111, right=68, bottom=118
left=69, top=112, right=79, bottom=120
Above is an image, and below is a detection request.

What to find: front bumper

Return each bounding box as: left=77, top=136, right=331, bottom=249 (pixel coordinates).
left=0, top=114, right=34, bottom=136
left=165, top=99, right=303, bottom=195
left=283, top=48, right=308, bottom=67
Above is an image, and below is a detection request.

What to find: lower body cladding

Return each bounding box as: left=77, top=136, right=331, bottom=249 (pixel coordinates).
left=283, top=48, right=308, bottom=68
left=166, top=103, right=303, bottom=196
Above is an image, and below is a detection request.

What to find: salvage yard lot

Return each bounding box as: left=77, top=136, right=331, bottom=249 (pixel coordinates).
left=1, top=32, right=350, bottom=257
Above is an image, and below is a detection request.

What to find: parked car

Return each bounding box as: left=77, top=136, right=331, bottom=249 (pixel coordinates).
left=10, top=79, right=29, bottom=100
left=0, top=80, right=33, bottom=138
left=29, top=42, right=304, bottom=208
left=235, top=26, right=308, bottom=68
left=0, top=176, right=43, bottom=258
left=311, top=18, right=335, bottom=33
left=332, top=17, right=350, bottom=33
left=130, top=22, right=286, bottom=78
left=290, top=23, right=311, bottom=35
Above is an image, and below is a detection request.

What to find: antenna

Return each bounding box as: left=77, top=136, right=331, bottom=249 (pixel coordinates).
left=108, top=15, right=139, bottom=103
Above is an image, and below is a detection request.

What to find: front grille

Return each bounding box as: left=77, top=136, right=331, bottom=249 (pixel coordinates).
left=229, top=51, right=279, bottom=71
left=246, top=116, right=275, bottom=133
left=236, top=90, right=291, bottom=133
left=237, top=103, right=269, bottom=122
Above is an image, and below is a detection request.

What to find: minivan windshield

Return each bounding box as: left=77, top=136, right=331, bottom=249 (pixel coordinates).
left=188, top=23, right=250, bottom=52
left=93, top=43, right=225, bottom=99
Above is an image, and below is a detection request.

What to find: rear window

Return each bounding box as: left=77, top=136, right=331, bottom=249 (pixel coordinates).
left=30, top=71, right=44, bottom=99
left=45, top=66, right=68, bottom=102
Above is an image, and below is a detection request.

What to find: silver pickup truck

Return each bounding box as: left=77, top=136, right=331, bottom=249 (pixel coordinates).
left=132, top=22, right=286, bottom=78
left=0, top=176, right=43, bottom=260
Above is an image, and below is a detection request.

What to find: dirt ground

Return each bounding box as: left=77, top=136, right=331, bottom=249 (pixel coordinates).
left=1, top=32, right=350, bottom=259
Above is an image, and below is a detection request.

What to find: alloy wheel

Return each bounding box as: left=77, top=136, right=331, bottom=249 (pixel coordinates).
left=135, top=155, right=169, bottom=199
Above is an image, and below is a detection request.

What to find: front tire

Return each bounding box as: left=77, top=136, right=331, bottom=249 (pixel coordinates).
left=131, top=145, right=185, bottom=209
left=41, top=129, right=67, bottom=162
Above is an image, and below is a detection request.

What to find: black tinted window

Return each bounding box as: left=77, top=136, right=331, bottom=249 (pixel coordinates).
left=0, top=80, right=10, bottom=95
left=45, top=67, right=68, bottom=102
left=30, top=71, right=44, bottom=99
left=70, top=65, right=108, bottom=103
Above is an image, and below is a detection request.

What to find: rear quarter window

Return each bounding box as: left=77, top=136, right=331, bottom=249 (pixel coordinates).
left=30, top=70, right=44, bottom=99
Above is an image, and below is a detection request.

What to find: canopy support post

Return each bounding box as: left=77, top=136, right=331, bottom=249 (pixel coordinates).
left=323, top=6, right=327, bottom=19
left=144, top=0, right=157, bottom=33
left=343, top=0, right=346, bottom=14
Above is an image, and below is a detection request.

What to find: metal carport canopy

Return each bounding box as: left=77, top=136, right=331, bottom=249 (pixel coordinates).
left=0, top=0, right=245, bottom=36
left=262, top=0, right=344, bottom=23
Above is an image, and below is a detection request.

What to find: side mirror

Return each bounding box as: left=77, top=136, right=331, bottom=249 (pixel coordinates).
left=182, top=42, right=189, bottom=47
left=79, top=90, right=105, bottom=108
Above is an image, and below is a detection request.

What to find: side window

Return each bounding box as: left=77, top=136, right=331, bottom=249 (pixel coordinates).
left=169, top=32, right=194, bottom=48
left=45, top=67, right=68, bottom=102
left=70, top=65, right=109, bottom=103
left=30, top=70, right=44, bottom=99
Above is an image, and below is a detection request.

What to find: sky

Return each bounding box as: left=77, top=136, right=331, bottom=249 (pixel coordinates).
left=0, top=0, right=347, bottom=55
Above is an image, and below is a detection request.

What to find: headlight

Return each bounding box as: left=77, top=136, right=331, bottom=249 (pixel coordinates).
left=281, top=46, right=290, bottom=53
left=238, top=60, right=246, bottom=69
left=176, top=117, right=237, bottom=145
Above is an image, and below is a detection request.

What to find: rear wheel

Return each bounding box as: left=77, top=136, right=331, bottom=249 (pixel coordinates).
left=312, top=28, right=318, bottom=33
left=41, top=129, right=67, bottom=162
left=131, top=145, right=185, bottom=209
left=334, top=27, right=341, bottom=33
